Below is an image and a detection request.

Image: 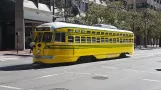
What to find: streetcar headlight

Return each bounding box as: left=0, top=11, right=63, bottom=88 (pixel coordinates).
left=37, top=49, right=40, bottom=53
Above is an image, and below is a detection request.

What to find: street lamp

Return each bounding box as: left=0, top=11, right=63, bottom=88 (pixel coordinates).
left=52, top=0, right=56, bottom=22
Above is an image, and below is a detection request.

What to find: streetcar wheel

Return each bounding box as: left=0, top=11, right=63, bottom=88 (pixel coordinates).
left=119, top=53, right=126, bottom=58
left=77, top=56, right=96, bottom=64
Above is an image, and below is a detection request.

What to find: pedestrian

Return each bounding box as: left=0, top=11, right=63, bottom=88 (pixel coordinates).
left=29, top=41, right=35, bottom=53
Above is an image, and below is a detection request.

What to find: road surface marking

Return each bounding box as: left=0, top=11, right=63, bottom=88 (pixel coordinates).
left=0, top=85, right=22, bottom=90
left=143, top=79, right=161, bottom=83
left=102, top=66, right=161, bottom=74
left=66, top=71, right=108, bottom=77
left=36, top=73, right=61, bottom=79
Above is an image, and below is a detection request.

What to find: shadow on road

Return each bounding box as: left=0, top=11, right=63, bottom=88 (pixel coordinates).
left=155, top=69, right=161, bottom=71
left=0, top=64, right=34, bottom=71
left=96, top=56, right=130, bottom=61
left=0, top=56, right=130, bottom=71
left=0, top=63, right=76, bottom=71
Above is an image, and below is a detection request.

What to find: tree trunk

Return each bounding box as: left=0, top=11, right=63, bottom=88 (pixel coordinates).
left=144, top=37, right=147, bottom=48
left=159, top=37, right=161, bottom=47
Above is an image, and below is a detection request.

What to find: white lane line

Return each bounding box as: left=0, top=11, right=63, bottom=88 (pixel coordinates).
left=15, top=73, right=66, bottom=83
left=66, top=71, right=108, bottom=77
left=0, top=85, right=22, bottom=90
left=36, top=73, right=61, bottom=79
left=143, top=79, right=161, bottom=83
left=66, top=71, right=91, bottom=75
left=102, top=66, right=161, bottom=74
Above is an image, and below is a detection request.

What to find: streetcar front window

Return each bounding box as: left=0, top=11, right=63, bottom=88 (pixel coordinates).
left=34, top=32, right=53, bottom=42
left=35, top=32, right=43, bottom=42
left=42, top=32, right=53, bottom=42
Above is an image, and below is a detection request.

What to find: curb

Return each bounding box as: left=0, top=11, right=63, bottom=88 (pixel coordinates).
left=135, top=47, right=160, bottom=50
left=3, top=54, right=32, bottom=57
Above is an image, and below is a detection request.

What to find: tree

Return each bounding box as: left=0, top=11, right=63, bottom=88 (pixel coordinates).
left=75, top=0, right=161, bottom=48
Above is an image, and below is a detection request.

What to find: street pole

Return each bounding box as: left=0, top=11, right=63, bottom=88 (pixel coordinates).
left=133, top=0, right=136, bottom=12
left=52, top=0, right=55, bottom=22
left=144, top=11, right=147, bottom=48
left=16, top=32, right=19, bottom=54
left=17, top=35, right=18, bottom=54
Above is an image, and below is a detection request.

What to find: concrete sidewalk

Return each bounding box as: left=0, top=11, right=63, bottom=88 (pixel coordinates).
left=0, top=49, right=32, bottom=57
left=135, top=45, right=160, bottom=50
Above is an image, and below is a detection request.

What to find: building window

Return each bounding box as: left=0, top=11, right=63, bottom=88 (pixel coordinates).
left=85, top=3, right=88, bottom=12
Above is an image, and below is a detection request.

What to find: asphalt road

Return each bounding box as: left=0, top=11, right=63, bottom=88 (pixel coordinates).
left=0, top=48, right=161, bottom=90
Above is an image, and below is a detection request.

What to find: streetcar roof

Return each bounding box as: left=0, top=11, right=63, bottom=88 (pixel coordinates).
left=37, top=22, right=133, bottom=33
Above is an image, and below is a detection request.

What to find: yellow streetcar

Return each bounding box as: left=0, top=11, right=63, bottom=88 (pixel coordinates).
left=32, top=22, right=134, bottom=64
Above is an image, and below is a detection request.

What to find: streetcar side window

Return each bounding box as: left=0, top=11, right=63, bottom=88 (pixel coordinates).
left=117, top=38, right=119, bottom=43
left=97, top=37, right=101, bottom=43
left=101, top=32, right=104, bottom=35
left=68, top=36, right=74, bottom=43
left=81, top=37, right=86, bottom=43
left=105, top=38, right=108, bottom=43
left=101, top=38, right=104, bottom=43
left=75, top=36, right=80, bottom=43
left=92, top=37, right=96, bottom=43
left=87, top=31, right=91, bottom=34
left=120, top=38, right=123, bottom=43
left=113, top=38, right=116, bottom=43
left=87, top=37, right=91, bottom=43
left=81, top=30, right=85, bottom=33
left=55, top=33, right=65, bottom=42
left=109, top=38, right=112, bottom=43
left=68, top=29, right=73, bottom=32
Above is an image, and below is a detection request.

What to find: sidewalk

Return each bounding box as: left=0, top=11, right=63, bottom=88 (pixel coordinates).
left=0, top=49, right=32, bottom=57
left=135, top=45, right=160, bottom=50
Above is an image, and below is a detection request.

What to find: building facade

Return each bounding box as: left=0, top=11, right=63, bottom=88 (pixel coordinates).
left=124, top=0, right=161, bottom=10
left=0, top=0, right=90, bottom=50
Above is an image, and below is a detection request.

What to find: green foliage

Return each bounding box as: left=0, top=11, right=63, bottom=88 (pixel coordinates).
left=70, top=1, right=161, bottom=46
left=77, top=1, right=161, bottom=39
